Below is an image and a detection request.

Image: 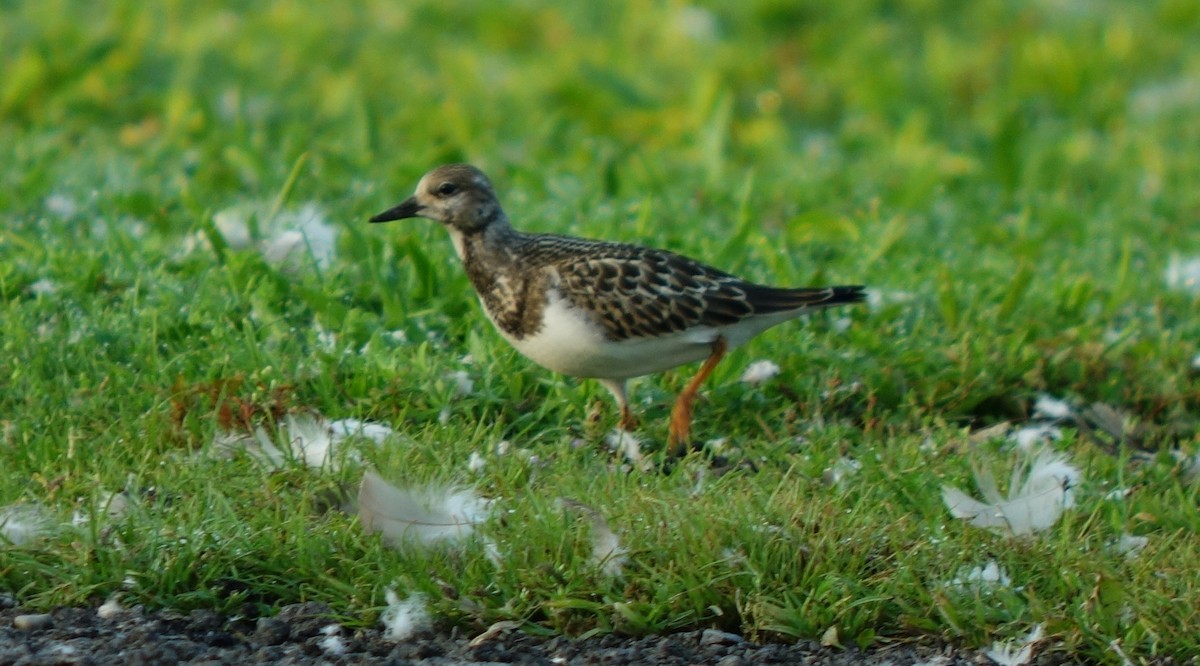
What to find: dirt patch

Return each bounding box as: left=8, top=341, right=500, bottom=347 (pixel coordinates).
left=0, top=599, right=1086, bottom=665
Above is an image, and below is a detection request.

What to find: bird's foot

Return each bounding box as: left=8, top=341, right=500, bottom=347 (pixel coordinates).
left=665, top=411, right=693, bottom=459
left=656, top=439, right=758, bottom=475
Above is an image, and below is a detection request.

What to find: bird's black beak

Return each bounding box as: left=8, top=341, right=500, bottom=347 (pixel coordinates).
left=369, top=196, right=424, bottom=223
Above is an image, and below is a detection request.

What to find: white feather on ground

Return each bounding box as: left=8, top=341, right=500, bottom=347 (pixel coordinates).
left=380, top=590, right=430, bottom=642
left=562, top=499, right=628, bottom=578
left=1032, top=394, right=1073, bottom=420
left=318, top=624, right=347, bottom=656
left=212, top=429, right=286, bottom=468
left=1008, top=424, right=1062, bottom=452
left=821, top=456, right=861, bottom=487
left=588, top=521, right=627, bottom=578
left=217, top=415, right=333, bottom=469
left=481, top=537, right=504, bottom=568
left=256, top=203, right=337, bottom=271
left=358, top=472, right=490, bottom=548
left=1112, top=534, right=1149, bottom=559
left=444, top=370, right=475, bottom=396
left=196, top=201, right=337, bottom=271
left=327, top=418, right=396, bottom=444
left=942, top=451, right=1081, bottom=536
left=739, top=359, right=780, bottom=385
left=1165, top=254, right=1200, bottom=294
left=96, top=596, right=125, bottom=620
left=0, top=503, right=55, bottom=546
left=985, top=624, right=1044, bottom=666
left=71, top=489, right=133, bottom=528
left=27, top=278, right=59, bottom=296
left=944, top=561, right=1011, bottom=593
left=604, top=429, right=652, bottom=472
left=214, top=413, right=396, bottom=471
left=467, top=451, right=486, bottom=474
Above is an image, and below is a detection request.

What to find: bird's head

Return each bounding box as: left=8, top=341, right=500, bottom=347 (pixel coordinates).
left=369, top=164, right=504, bottom=234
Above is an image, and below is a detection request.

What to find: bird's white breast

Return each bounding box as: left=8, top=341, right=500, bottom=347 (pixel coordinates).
left=484, top=287, right=789, bottom=380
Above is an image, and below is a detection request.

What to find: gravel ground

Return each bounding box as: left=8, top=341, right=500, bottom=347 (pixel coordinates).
left=0, top=599, right=1098, bottom=666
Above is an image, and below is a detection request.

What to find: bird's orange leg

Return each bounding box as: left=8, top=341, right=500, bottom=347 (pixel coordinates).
left=667, top=336, right=728, bottom=457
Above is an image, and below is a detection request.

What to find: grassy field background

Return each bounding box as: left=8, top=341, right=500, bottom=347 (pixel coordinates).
left=2, top=0, right=1199, bottom=661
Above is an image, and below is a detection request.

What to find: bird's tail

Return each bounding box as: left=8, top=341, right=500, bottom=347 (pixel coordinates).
left=742, top=284, right=867, bottom=314
left=823, top=285, right=867, bottom=306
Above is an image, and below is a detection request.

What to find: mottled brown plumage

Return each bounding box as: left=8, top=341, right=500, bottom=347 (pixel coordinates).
left=503, top=233, right=857, bottom=342
left=370, top=164, right=865, bottom=454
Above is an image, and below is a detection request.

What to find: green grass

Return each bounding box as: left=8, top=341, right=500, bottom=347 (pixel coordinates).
left=2, top=0, right=1199, bottom=661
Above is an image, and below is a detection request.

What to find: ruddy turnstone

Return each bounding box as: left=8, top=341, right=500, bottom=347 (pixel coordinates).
left=371, top=164, right=865, bottom=455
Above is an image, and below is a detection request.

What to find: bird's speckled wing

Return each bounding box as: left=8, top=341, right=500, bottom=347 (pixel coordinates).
left=520, top=234, right=854, bottom=342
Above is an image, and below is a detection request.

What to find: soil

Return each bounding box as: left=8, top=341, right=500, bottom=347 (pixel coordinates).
left=0, top=598, right=1095, bottom=665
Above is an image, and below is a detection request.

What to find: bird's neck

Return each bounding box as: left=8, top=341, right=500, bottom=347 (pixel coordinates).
left=453, top=219, right=546, bottom=339
left=452, top=217, right=523, bottom=285
left=449, top=214, right=517, bottom=257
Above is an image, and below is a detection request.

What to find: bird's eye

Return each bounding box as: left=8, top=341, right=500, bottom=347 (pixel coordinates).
left=436, top=182, right=458, bottom=197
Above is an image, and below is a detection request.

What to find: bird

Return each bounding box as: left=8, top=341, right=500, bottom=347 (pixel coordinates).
left=370, top=164, right=864, bottom=456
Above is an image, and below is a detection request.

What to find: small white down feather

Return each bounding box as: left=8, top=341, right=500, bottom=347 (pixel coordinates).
left=942, top=452, right=1081, bottom=536
left=358, top=472, right=490, bottom=548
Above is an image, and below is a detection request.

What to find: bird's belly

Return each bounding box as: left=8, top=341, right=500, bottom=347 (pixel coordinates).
left=511, top=327, right=719, bottom=379
left=492, top=295, right=719, bottom=380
